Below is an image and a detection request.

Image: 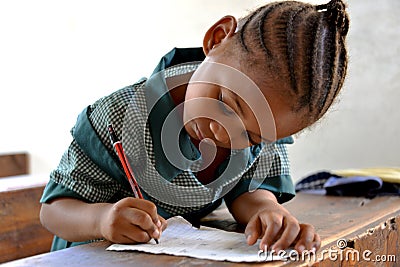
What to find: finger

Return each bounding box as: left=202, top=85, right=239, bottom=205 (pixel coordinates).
left=271, top=217, right=300, bottom=251
left=124, top=208, right=160, bottom=240
left=259, top=214, right=284, bottom=250
left=155, top=216, right=168, bottom=240
left=159, top=216, right=168, bottom=231
left=120, top=225, right=152, bottom=244
left=293, top=224, right=316, bottom=252
left=313, top=232, right=321, bottom=251
left=244, top=216, right=261, bottom=246
left=120, top=198, right=161, bottom=226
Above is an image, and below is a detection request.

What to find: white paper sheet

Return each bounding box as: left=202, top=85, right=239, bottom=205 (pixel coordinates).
left=106, top=216, right=286, bottom=262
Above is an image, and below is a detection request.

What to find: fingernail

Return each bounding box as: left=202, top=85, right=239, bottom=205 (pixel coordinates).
left=260, top=243, right=268, bottom=252
left=156, top=220, right=162, bottom=228
left=245, top=234, right=252, bottom=243
left=153, top=229, right=160, bottom=238
left=297, top=245, right=305, bottom=252
left=272, top=246, right=280, bottom=252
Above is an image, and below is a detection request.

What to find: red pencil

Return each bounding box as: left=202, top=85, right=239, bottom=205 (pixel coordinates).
left=107, top=124, right=143, bottom=198
left=107, top=124, right=158, bottom=244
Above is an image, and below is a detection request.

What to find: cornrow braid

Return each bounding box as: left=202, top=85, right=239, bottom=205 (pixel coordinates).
left=238, top=2, right=286, bottom=58
left=236, top=0, right=349, bottom=124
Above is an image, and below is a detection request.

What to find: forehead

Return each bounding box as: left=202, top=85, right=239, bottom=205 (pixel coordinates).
left=190, top=60, right=278, bottom=142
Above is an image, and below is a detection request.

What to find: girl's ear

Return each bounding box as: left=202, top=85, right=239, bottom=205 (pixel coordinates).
left=203, top=15, right=238, bottom=56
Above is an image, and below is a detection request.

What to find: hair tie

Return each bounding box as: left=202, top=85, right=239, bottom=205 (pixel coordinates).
left=317, top=0, right=349, bottom=36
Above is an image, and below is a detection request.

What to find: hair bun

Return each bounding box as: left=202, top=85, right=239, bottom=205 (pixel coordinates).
left=317, top=0, right=349, bottom=36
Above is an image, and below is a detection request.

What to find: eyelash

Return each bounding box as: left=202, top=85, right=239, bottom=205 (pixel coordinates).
left=244, top=132, right=258, bottom=146
left=218, top=92, right=234, bottom=115
left=218, top=92, right=258, bottom=146
left=219, top=93, right=258, bottom=146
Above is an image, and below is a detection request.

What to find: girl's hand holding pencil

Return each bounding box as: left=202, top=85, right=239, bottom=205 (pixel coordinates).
left=99, top=197, right=167, bottom=244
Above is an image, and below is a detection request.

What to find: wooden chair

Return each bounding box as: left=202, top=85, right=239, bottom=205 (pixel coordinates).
left=0, top=152, right=29, bottom=178
left=0, top=153, right=54, bottom=263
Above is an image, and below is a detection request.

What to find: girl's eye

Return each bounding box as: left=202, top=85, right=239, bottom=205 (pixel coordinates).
left=218, top=93, right=234, bottom=115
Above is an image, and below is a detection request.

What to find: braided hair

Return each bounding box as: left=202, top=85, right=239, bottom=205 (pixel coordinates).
left=235, top=0, right=349, bottom=125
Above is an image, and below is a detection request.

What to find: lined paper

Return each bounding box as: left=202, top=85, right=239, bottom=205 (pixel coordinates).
left=107, top=216, right=285, bottom=262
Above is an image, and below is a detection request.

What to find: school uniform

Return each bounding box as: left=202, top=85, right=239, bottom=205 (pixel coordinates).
left=40, top=47, right=295, bottom=251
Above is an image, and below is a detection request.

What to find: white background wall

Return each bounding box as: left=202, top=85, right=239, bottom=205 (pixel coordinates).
left=0, top=0, right=399, bottom=181
left=287, top=0, right=400, bottom=179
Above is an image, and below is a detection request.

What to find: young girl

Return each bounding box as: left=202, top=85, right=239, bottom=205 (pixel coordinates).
left=40, top=0, right=349, bottom=254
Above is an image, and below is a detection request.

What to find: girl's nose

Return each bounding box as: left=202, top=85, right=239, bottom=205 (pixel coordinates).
left=209, top=120, right=229, bottom=144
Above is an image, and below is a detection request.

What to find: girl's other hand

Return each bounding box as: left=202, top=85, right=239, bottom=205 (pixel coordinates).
left=244, top=199, right=320, bottom=253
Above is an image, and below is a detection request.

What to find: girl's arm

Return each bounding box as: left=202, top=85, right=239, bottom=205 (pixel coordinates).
left=228, top=190, right=320, bottom=252
left=40, top=197, right=166, bottom=243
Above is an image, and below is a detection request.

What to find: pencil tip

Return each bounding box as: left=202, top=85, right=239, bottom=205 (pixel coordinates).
left=155, top=238, right=159, bottom=244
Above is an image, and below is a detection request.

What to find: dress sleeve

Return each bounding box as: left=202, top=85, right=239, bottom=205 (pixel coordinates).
left=223, top=138, right=295, bottom=206
left=40, top=85, right=141, bottom=204
left=40, top=139, right=124, bottom=203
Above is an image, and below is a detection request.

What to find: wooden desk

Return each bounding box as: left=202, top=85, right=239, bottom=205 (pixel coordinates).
left=2, top=193, right=399, bottom=267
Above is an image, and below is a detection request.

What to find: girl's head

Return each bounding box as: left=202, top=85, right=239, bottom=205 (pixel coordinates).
left=183, top=0, right=349, bottom=149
